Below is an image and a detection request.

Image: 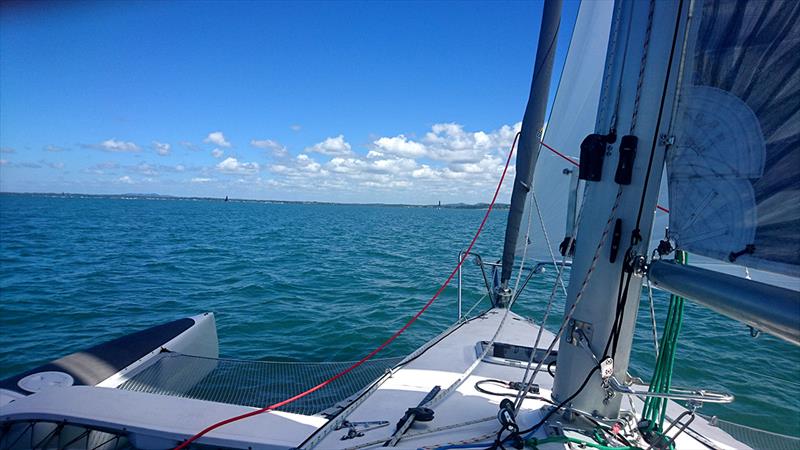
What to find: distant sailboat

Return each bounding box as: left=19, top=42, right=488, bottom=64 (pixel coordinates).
left=224, top=196, right=229, bottom=202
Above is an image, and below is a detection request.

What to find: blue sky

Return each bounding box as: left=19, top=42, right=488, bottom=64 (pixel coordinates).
left=0, top=0, right=578, bottom=204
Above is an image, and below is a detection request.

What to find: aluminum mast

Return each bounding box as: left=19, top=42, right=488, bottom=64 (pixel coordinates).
left=498, top=0, right=562, bottom=302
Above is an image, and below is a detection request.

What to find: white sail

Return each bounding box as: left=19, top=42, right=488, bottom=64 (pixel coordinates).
left=665, top=0, right=800, bottom=279
left=516, top=0, right=613, bottom=263
left=652, top=176, right=800, bottom=291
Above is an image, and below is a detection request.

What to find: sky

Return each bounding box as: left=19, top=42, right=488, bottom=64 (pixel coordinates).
left=0, top=0, right=579, bottom=204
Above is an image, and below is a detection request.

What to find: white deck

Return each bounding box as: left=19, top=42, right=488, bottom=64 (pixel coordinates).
left=0, top=308, right=750, bottom=449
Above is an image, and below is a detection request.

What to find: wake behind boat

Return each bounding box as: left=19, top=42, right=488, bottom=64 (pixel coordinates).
left=1, top=0, right=798, bottom=449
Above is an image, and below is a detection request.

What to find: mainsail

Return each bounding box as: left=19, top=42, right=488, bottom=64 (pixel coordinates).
left=665, top=0, right=800, bottom=279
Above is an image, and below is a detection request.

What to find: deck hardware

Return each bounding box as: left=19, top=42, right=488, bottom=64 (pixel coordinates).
left=609, top=219, right=623, bottom=263
left=614, top=135, right=638, bottom=185
left=567, top=320, right=593, bottom=346
left=384, top=385, right=441, bottom=447
left=626, top=253, right=648, bottom=277
left=579, top=133, right=614, bottom=181
left=600, top=358, right=614, bottom=380
left=336, top=421, right=390, bottom=440
left=645, top=410, right=696, bottom=450
left=497, top=399, right=520, bottom=434
left=606, top=377, right=734, bottom=403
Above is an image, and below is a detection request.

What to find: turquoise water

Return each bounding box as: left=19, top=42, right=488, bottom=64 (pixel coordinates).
left=1, top=193, right=798, bottom=436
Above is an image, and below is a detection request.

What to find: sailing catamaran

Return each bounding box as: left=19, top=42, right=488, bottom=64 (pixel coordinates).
left=1, top=0, right=798, bottom=449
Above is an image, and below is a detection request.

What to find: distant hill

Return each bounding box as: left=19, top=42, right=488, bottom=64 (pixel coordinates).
left=0, top=191, right=510, bottom=209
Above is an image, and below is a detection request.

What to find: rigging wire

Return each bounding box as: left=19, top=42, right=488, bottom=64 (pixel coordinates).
left=171, top=133, right=520, bottom=450
left=532, top=189, right=568, bottom=297
left=512, top=191, right=536, bottom=295
left=512, top=188, right=624, bottom=414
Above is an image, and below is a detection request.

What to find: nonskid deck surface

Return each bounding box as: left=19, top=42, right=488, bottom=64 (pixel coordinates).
left=0, top=308, right=751, bottom=449
left=310, top=308, right=750, bottom=450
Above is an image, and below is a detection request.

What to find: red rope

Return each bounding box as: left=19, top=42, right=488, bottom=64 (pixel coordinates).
left=173, top=133, right=520, bottom=450
left=540, top=140, right=578, bottom=167
left=539, top=140, right=669, bottom=214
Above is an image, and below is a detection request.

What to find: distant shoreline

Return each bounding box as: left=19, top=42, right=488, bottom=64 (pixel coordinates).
left=0, top=191, right=510, bottom=210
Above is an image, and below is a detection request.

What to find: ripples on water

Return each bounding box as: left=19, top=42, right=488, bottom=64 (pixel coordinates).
left=0, top=194, right=798, bottom=436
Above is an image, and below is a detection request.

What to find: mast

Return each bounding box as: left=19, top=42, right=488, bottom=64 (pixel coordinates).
left=498, top=0, right=562, bottom=303
left=551, top=0, right=687, bottom=418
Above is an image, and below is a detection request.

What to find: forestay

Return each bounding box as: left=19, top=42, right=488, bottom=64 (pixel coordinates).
left=665, top=0, right=800, bottom=279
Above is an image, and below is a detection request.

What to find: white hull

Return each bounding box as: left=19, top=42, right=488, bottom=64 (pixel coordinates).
left=0, top=309, right=753, bottom=450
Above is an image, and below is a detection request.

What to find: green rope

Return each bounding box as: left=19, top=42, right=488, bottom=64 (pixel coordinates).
left=526, top=435, right=645, bottom=450
left=641, top=250, right=687, bottom=432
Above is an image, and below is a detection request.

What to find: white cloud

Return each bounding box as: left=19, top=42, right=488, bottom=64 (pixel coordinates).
left=251, top=139, right=288, bottom=158
left=212, top=148, right=224, bottom=158
left=99, top=139, right=140, bottom=152
left=249, top=122, right=520, bottom=202
left=153, top=141, right=171, bottom=156
left=204, top=131, right=231, bottom=147
left=373, top=134, right=426, bottom=158
left=305, top=135, right=352, bottom=156
left=216, top=157, right=260, bottom=174
left=175, top=164, right=185, bottom=172
left=191, top=177, right=213, bottom=183
left=180, top=141, right=200, bottom=151
left=135, top=163, right=158, bottom=176
left=424, top=122, right=520, bottom=163
left=118, top=175, right=133, bottom=184
left=44, top=145, right=65, bottom=152
left=290, top=124, right=302, bottom=132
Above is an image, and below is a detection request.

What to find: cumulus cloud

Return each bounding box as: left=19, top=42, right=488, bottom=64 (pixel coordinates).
left=217, top=157, right=260, bottom=174
left=97, top=139, right=140, bottom=152
left=305, top=135, right=352, bottom=156
left=251, top=139, right=288, bottom=158
left=423, top=122, right=520, bottom=163
left=212, top=148, right=224, bottom=158
left=204, top=131, right=231, bottom=147
left=261, top=122, right=520, bottom=200
left=118, top=175, right=133, bottom=184
left=153, top=141, right=170, bottom=156
left=373, top=134, right=426, bottom=158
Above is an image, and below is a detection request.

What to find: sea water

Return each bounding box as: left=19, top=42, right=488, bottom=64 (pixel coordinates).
left=1, top=193, right=798, bottom=436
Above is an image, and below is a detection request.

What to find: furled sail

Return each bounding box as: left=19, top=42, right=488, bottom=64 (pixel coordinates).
left=515, top=0, right=613, bottom=264
left=665, top=0, right=800, bottom=279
